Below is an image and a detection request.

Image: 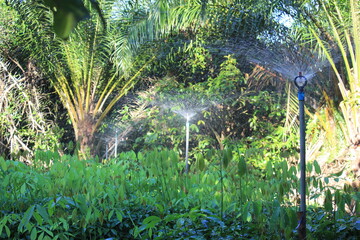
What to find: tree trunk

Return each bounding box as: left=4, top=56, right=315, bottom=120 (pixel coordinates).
left=75, top=114, right=96, bottom=158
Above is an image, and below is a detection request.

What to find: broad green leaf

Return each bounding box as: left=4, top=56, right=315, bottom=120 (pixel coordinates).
left=197, top=120, right=205, bottom=125
left=242, top=202, right=250, bottom=222
left=307, top=161, right=313, bottom=172
left=183, top=198, right=189, bottom=209
left=253, top=201, right=262, bottom=218
left=38, top=232, right=44, bottom=240
left=278, top=183, right=284, bottom=196
left=164, top=214, right=181, bottom=223
left=5, top=225, right=10, bottom=238
left=313, top=160, right=321, bottom=174
left=0, top=217, right=9, bottom=238
left=20, top=183, right=27, bottom=195
left=206, top=149, right=215, bottom=159
left=312, top=176, right=318, bottom=188
left=0, top=223, right=3, bottom=237
left=53, top=10, right=77, bottom=39
left=30, top=227, right=37, bottom=240
left=143, top=216, right=161, bottom=228
left=85, top=208, right=92, bottom=223
left=155, top=204, right=164, bottom=213
left=132, top=226, right=140, bottom=238
left=331, top=168, right=344, bottom=177
left=222, top=149, right=232, bottom=168
left=108, top=210, right=115, bottom=221
left=266, top=161, right=273, bottom=177
left=238, top=156, right=247, bottom=176
left=33, top=212, right=43, bottom=226
left=47, top=204, right=54, bottom=218
left=148, top=228, right=153, bottom=238
left=44, top=0, right=91, bottom=39
left=245, top=212, right=252, bottom=222
left=281, top=161, right=288, bottom=176
left=115, top=211, right=123, bottom=222
left=324, top=177, right=329, bottom=184
left=2, top=175, right=10, bottom=186
left=137, top=152, right=144, bottom=161
left=190, top=123, right=199, bottom=132
left=196, top=154, right=205, bottom=171
left=37, top=205, right=50, bottom=223
left=59, top=218, right=69, bottom=231
left=0, top=157, right=7, bottom=171
left=324, top=189, right=333, bottom=212
left=19, top=205, right=35, bottom=232
left=38, top=226, right=54, bottom=237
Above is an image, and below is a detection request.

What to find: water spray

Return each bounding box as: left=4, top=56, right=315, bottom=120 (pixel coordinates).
left=160, top=93, right=209, bottom=173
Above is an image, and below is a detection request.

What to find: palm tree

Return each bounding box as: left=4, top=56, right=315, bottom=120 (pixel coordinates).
left=8, top=0, right=292, bottom=157
left=299, top=0, right=360, bottom=148
left=7, top=0, right=213, bottom=157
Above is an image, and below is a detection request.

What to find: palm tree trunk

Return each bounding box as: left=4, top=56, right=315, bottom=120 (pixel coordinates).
left=75, top=114, right=96, bottom=158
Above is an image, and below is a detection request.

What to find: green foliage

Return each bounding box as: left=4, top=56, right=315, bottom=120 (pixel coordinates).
left=1, top=1, right=359, bottom=238
left=204, top=54, right=244, bottom=98
left=0, top=151, right=358, bottom=239
left=183, top=40, right=212, bottom=75
left=109, top=53, right=296, bottom=171
left=44, top=0, right=91, bottom=39
left=298, top=0, right=360, bottom=147
left=0, top=61, right=62, bottom=160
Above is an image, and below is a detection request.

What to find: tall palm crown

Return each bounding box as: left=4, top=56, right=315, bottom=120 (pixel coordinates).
left=7, top=0, right=207, bottom=156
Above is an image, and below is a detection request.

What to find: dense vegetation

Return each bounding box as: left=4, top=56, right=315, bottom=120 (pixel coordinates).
left=0, top=151, right=359, bottom=239
left=0, top=0, right=359, bottom=239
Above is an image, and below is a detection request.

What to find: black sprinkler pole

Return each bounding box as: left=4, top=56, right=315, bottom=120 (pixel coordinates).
left=294, top=72, right=307, bottom=239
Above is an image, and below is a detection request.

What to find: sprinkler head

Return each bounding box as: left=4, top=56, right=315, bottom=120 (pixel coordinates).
left=294, top=72, right=307, bottom=92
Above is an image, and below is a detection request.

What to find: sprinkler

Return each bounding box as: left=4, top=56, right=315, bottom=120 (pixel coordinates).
left=175, top=110, right=197, bottom=174
left=185, top=114, right=190, bottom=174
left=115, top=129, right=118, bottom=158
left=105, top=143, right=109, bottom=160
left=294, top=72, right=307, bottom=239
left=172, top=108, right=204, bottom=174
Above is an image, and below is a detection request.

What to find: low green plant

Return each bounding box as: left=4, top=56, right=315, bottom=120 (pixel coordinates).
left=0, top=150, right=358, bottom=239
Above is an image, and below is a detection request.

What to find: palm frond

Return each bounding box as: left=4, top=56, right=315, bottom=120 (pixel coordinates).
left=111, top=0, right=206, bottom=74
left=284, top=82, right=300, bottom=136
left=299, top=0, right=360, bottom=146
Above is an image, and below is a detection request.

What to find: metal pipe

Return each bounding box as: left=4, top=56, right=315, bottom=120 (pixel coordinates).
left=185, top=119, right=190, bottom=173
left=299, top=97, right=306, bottom=213
left=298, top=90, right=306, bottom=239
left=115, top=129, right=118, bottom=158
left=105, top=143, right=108, bottom=160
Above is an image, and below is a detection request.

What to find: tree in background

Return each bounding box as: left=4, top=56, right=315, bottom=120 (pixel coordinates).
left=3, top=0, right=320, bottom=158
left=298, top=0, right=359, bottom=151
left=0, top=1, right=61, bottom=159
left=4, top=0, right=215, bottom=157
